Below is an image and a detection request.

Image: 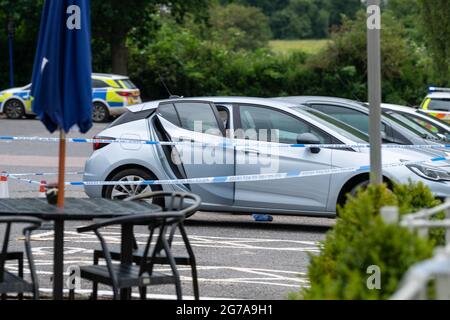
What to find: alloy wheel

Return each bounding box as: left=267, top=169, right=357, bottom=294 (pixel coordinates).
left=110, top=175, right=153, bottom=200
left=92, top=103, right=109, bottom=122
left=4, top=100, right=25, bottom=119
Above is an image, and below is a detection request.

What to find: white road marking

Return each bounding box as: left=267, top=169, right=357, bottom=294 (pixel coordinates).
left=29, top=231, right=321, bottom=253
left=38, top=288, right=238, bottom=300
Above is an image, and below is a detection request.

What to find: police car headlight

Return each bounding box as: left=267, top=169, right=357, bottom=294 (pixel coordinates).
left=407, top=164, right=450, bottom=182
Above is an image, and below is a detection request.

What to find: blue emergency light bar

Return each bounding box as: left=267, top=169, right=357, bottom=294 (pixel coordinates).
left=429, top=86, right=450, bottom=93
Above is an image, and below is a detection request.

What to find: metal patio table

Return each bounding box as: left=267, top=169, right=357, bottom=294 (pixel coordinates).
left=0, top=198, right=162, bottom=300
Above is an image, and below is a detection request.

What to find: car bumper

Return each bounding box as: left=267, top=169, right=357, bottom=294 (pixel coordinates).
left=388, top=166, right=450, bottom=198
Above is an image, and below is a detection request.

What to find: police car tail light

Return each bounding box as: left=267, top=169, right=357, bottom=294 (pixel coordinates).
left=93, top=135, right=115, bottom=151
left=117, top=91, right=132, bottom=97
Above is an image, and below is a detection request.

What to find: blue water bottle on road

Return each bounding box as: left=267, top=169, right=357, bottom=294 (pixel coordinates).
left=252, top=214, right=273, bottom=222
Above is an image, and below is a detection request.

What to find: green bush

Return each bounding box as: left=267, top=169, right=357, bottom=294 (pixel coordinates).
left=295, top=183, right=435, bottom=300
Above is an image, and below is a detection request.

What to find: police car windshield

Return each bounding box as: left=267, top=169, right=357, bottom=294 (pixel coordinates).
left=428, top=98, right=450, bottom=112
left=291, top=107, right=369, bottom=143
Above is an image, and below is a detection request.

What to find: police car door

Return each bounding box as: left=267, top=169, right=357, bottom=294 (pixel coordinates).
left=156, top=100, right=234, bottom=206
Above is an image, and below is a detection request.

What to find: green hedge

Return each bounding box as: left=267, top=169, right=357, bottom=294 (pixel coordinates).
left=294, top=182, right=439, bottom=300
left=128, top=12, right=428, bottom=106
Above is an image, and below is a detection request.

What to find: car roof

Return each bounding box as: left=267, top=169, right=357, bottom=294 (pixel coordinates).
left=275, top=96, right=370, bottom=111
left=381, top=103, right=417, bottom=113
left=426, top=92, right=450, bottom=99
left=131, top=96, right=299, bottom=113
left=92, top=73, right=129, bottom=80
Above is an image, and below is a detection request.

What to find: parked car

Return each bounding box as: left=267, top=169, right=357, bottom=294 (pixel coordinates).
left=276, top=96, right=444, bottom=145
left=0, top=73, right=142, bottom=122
left=84, top=97, right=450, bottom=217
left=419, top=87, right=450, bottom=123
left=382, top=103, right=450, bottom=141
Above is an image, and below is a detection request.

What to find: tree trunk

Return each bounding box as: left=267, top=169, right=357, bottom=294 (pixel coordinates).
left=110, top=25, right=128, bottom=75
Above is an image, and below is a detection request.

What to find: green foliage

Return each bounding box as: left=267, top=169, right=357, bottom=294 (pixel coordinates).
left=128, top=21, right=297, bottom=99
left=222, top=0, right=363, bottom=40
left=208, top=3, right=272, bottom=51
left=297, top=184, right=436, bottom=300
left=270, top=0, right=330, bottom=39
left=394, top=181, right=441, bottom=215
left=394, top=181, right=446, bottom=246
left=0, top=0, right=43, bottom=88
left=419, top=0, right=450, bottom=86
left=307, top=11, right=428, bottom=105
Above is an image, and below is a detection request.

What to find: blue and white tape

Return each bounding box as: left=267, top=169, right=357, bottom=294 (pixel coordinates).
left=4, top=156, right=448, bottom=188
left=2, top=135, right=450, bottom=150
left=71, top=156, right=448, bottom=187
left=1, top=171, right=83, bottom=177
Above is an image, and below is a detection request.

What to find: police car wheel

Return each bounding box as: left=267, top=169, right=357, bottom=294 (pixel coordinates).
left=93, top=102, right=110, bottom=123
left=103, top=168, right=163, bottom=206
left=4, top=100, right=25, bottom=119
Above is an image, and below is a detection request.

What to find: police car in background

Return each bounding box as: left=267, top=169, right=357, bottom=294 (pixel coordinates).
left=0, top=73, right=142, bottom=122
left=420, top=87, right=450, bottom=123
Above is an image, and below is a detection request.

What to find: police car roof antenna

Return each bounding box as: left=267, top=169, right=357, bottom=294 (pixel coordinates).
left=158, top=73, right=182, bottom=99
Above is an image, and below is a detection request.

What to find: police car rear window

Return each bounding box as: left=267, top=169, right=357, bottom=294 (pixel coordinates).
left=108, top=109, right=156, bottom=128
left=119, top=79, right=137, bottom=89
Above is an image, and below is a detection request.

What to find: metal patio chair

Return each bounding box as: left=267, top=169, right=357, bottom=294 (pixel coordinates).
left=93, top=191, right=201, bottom=300
left=0, top=216, right=42, bottom=300
left=73, top=212, right=186, bottom=300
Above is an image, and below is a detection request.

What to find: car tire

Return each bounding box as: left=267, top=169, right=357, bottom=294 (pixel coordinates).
left=349, top=180, right=370, bottom=198
left=103, top=168, right=164, bottom=206
left=3, top=99, right=25, bottom=119
left=92, top=102, right=110, bottom=123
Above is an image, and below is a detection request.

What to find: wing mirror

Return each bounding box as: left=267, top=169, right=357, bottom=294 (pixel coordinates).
left=297, top=133, right=321, bottom=154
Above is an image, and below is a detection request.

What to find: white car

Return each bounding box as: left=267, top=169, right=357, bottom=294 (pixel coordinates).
left=419, top=87, right=450, bottom=123
left=84, top=97, right=450, bottom=217
left=382, top=103, right=450, bottom=141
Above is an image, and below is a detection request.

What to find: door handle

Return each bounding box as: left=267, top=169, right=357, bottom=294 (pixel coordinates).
left=179, top=136, right=195, bottom=143
left=244, top=148, right=260, bottom=155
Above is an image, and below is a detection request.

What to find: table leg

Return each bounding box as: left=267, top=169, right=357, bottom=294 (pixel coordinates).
left=53, top=220, right=64, bottom=300
left=120, top=223, right=134, bottom=300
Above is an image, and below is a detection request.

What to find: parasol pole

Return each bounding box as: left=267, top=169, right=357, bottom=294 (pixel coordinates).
left=57, top=128, right=66, bottom=208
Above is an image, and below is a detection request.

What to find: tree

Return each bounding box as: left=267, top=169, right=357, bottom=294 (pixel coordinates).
left=307, top=11, right=427, bottom=105
left=221, top=0, right=363, bottom=40
left=271, top=0, right=330, bottom=39
left=0, top=0, right=43, bottom=88
left=209, top=3, right=272, bottom=50
left=91, top=0, right=208, bottom=75
left=419, top=0, right=450, bottom=86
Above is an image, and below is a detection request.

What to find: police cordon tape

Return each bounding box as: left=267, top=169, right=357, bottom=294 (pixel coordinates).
left=3, top=156, right=448, bottom=187
left=2, top=135, right=450, bottom=150
left=1, top=171, right=83, bottom=177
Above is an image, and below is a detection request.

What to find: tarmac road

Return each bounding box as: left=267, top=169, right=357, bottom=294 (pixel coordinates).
left=0, top=117, right=334, bottom=300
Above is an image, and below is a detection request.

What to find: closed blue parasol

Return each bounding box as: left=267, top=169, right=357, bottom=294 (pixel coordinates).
left=31, top=0, right=92, bottom=208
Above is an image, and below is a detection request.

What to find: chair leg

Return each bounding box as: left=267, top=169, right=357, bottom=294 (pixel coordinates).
left=160, top=232, right=182, bottom=300
left=139, top=286, right=147, bottom=300
left=112, top=287, right=120, bottom=300
left=190, top=260, right=200, bottom=300
left=180, top=225, right=200, bottom=300
left=18, top=256, right=24, bottom=300
left=91, top=255, right=99, bottom=300
left=69, top=288, right=75, bottom=300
